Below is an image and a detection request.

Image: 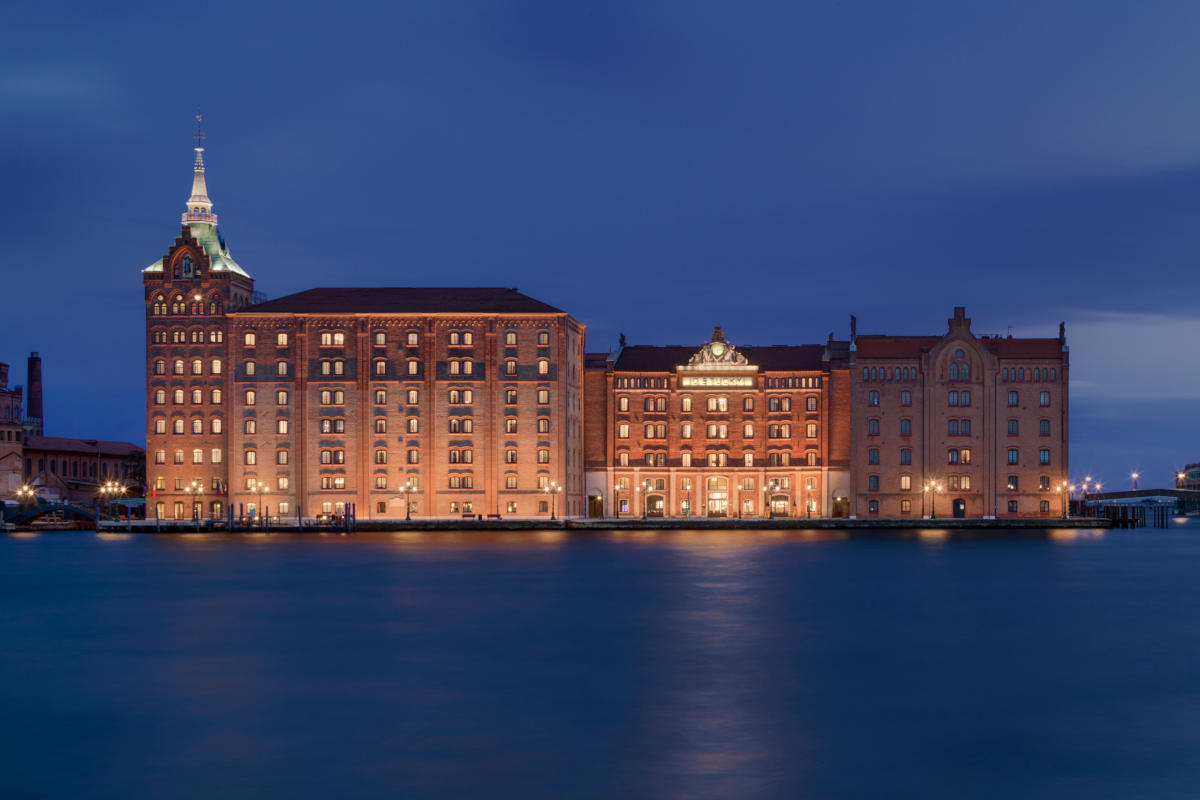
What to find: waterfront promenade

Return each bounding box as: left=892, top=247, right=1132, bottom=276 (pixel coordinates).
left=93, top=516, right=1113, bottom=534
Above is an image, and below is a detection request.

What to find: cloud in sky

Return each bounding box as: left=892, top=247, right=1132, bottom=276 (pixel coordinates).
left=1068, top=311, right=1200, bottom=400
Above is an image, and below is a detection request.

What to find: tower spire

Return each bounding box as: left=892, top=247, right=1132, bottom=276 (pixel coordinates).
left=183, top=112, right=217, bottom=225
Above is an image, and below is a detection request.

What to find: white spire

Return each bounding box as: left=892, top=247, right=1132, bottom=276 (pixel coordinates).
left=182, top=115, right=218, bottom=226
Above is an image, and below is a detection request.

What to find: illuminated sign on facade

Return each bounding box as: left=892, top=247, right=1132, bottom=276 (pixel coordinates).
left=678, top=375, right=755, bottom=388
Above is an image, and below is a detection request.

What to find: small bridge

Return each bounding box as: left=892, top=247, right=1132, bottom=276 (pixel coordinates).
left=10, top=503, right=99, bottom=525
left=1088, top=489, right=1200, bottom=514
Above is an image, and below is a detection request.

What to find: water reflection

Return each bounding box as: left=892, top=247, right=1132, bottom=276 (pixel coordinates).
left=0, top=526, right=1197, bottom=798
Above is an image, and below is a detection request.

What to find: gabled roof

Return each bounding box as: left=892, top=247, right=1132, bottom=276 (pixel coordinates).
left=615, top=344, right=824, bottom=372
left=142, top=222, right=249, bottom=278
left=235, top=287, right=566, bottom=315
left=854, top=336, right=941, bottom=358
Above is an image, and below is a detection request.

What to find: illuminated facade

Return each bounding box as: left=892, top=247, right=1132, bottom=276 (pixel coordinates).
left=583, top=327, right=852, bottom=518
left=142, top=145, right=1071, bottom=522
left=144, top=145, right=584, bottom=521
left=849, top=307, right=1070, bottom=519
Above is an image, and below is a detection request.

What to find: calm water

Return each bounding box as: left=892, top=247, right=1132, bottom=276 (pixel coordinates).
left=2, top=525, right=1199, bottom=799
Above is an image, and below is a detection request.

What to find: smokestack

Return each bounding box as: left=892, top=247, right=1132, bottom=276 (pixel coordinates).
left=0, top=363, right=8, bottom=389
left=26, top=351, right=42, bottom=435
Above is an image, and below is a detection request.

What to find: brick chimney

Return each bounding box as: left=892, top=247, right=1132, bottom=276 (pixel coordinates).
left=26, top=351, right=43, bottom=435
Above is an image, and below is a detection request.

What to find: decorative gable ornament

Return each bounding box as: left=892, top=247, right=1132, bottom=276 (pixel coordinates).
left=676, top=327, right=757, bottom=388
left=687, top=326, right=750, bottom=368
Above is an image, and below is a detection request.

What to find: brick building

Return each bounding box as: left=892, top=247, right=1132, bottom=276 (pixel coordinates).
left=22, top=436, right=143, bottom=504
left=848, top=307, right=1069, bottom=519
left=583, top=327, right=851, bottom=518
left=142, top=142, right=1072, bottom=522
left=0, top=363, right=23, bottom=494
left=144, top=144, right=584, bottom=521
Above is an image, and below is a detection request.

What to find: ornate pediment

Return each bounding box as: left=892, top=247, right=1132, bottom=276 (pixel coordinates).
left=676, top=327, right=757, bottom=388
left=686, top=326, right=750, bottom=367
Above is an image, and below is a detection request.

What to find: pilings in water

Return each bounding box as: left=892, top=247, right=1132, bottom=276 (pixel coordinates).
left=1102, top=504, right=1170, bottom=529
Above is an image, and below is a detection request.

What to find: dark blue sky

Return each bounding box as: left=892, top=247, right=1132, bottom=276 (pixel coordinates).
left=3, top=0, right=1198, bottom=488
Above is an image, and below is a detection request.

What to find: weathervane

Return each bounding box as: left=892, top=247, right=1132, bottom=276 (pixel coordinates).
left=194, top=110, right=206, bottom=146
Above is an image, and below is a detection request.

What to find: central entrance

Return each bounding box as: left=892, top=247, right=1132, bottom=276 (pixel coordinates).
left=588, top=494, right=604, bottom=518
left=706, top=476, right=728, bottom=517
left=952, top=498, right=966, bottom=518
left=770, top=494, right=790, bottom=517
left=647, top=495, right=665, bottom=518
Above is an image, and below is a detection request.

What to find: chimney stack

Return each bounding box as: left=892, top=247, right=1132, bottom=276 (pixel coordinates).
left=26, top=351, right=42, bottom=435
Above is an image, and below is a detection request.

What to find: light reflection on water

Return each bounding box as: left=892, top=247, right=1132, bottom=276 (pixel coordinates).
left=0, top=523, right=1197, bottom=799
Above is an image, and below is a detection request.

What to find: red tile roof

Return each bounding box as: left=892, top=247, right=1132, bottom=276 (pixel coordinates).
left=237, top=287, right=566, bottom=315
left=615, top=344, right=825, bottom=372
left=855, top=335, right=1063, bottom=360
left=24, top=436, right=143, bottom=457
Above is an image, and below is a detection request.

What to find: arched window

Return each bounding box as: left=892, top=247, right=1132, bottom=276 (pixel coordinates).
left=154, top=360, right=165, bottom=375
left=154, top=390, right=166, bottom=405
left=537, top=359, right=549, bottom=375
left=191, top=359, right=203, bottom=375
left=211, top=388, right=222, bottom=403
left=949, top=364, right=959, bottom=380
left=192, top=389, right=202, bottom=404
left=505, top=331, right=517, bottom=345
left=173, top=389, right=184, bottom=404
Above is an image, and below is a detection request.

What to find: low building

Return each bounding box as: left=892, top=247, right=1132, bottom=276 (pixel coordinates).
left=22, top=436, right=144, bottom=505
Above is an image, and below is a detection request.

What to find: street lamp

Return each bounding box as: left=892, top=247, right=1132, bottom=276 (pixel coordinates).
left=1178, top=472, right=1187, bottom=489
left=1057, top=480, right=1069, bottom=519
left=635, top=479, right=652, bottom=519
left=543, top=481, right=564, bottom=520
left=99, top=480, right=127, bottom=521
left=16, top=484, right=35, bottom=509
left=182, top=478, right=203, bottom=528
left=397, top=480, right=414, bottom=520
left=248, top=481, right=268, bottom=525
left=1131, top=472, right=1139, bottom=491
left=924, top=480, right=943, bottom=519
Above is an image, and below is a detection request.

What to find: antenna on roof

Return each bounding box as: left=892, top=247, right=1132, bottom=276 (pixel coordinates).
left=194, top=109, right=206, bottom=147
left=1007, top=325, right=1013, bottom=338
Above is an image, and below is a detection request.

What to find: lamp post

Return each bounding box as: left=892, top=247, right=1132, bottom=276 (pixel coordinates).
left=16, top=484, right=35, bottom=510
left=762, top=479, right=779, bottom=519
left=248, top=481, right=268, bottom=526
left=396, top=479, right=415, bottom=521
left=924, top=480, right=943, bottom=519
left=1131, top=472, right=1139, bottom=491
left=182, top=478, right=202, bottom=529
left=1078, top=477, right=1092, bottom=516
left=543, top=480, right=564, bottom=520
left=99, top=480, right=126, bottom=522
left=1178, top=472, right=1186, bottom=489
left=1057, top=480, right=1070, bottom=519
left=636, top=479, right=652, bottom=519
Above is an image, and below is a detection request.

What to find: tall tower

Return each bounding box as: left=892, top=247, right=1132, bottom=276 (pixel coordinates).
left=142, top=124, right=253, bottom=520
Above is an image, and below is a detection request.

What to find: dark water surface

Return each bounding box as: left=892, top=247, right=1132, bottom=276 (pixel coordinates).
left=3, top=525, right=1200, bottom=799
